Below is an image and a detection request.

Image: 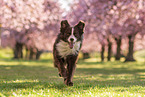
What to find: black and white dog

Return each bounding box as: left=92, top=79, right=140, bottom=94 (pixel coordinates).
left=53, top=20, right=85, bottom=86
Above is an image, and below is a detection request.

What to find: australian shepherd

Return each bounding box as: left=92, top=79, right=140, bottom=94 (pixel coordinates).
left=53, top=20, right=85, bottom=86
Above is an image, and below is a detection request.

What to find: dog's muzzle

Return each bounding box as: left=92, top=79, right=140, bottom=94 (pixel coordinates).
left=69, top=38, right=75, bottom=49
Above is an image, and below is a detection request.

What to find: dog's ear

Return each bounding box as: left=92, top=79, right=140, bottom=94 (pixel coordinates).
left=75, top=21, right=85, bottom=35
left=61, top=20, right=70, bottom=29
left=76, top=20, right=85, bottom=30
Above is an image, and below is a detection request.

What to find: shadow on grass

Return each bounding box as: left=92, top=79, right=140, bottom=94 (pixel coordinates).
left=76, top=67, right=145, bottom=76
left=0, top=59, right=145, bottom=92
left=0, top=58, right=53, bottom=63
left=78, top=61, right=105, bottom=65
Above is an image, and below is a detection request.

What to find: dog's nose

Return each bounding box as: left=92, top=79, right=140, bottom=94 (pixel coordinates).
left=70, top=38, right=74, bottom=42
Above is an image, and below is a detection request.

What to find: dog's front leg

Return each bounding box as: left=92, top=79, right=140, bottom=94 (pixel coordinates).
left=55, top=58, right=67, bottom=79
left=65, top=55, right=77, bottom=86
left=53, top=50, right=67, bottom=78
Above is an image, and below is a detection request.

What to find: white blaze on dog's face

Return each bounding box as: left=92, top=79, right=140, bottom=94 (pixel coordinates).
left=68, top=28, right=77, bottom=49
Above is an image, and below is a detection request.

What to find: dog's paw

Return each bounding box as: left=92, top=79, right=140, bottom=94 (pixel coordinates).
left=64, top=78, right=67, bottom=81
left=58, top=73, right=61, bottom=77
left=64, top=80, right=73, bottom=86
left=59, top=72, right=67, bottom=78
left=67, top=82, right=73, bottom=86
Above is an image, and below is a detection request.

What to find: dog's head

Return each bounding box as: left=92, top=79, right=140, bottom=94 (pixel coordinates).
left=60, top=20, right=85, bottom=49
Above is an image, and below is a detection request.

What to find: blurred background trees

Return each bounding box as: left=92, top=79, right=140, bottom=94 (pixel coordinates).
left=0, top=0, right=61, bottom=60
left=0, top=0, right=145, bottom=61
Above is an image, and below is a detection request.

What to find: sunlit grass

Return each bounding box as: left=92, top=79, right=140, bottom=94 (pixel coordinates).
left=0, top=48, right=145, bottom=97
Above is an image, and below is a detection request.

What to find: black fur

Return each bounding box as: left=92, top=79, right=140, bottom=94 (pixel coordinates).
left=53, top=20, right=85, bottom=86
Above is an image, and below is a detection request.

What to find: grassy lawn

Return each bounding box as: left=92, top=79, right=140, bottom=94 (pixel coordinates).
left=0, top=48, right=145, bottom=97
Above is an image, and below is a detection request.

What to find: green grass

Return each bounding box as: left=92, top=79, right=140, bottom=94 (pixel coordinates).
left=0, top=48, right=145, bottom=97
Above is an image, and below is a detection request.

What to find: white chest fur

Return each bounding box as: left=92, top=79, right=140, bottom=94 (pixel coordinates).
left=56, top=40, right=81, bottom=58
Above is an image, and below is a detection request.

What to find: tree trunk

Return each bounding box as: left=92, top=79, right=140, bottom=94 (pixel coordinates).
left=115, top=36, right=122, bottom=60
left=36, top=50, right=43, bottom=60
left=107, top=39, right=112, bottom=61
left=13, top=42, right=23, bottom=59
left=101, top=44, right=105, bottom=62
left=25, top=47, right=30, bottom=60
left=29, top=48, right=37, bottom=60
left=29, top=48, right=35, bottom=60
left=125, top=35, right=136, bottom=62
left=82, top=52, right=90, bottom=59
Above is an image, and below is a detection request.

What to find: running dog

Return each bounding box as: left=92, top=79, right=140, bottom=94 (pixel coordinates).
left=53, top=20, right=85, bottom=86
